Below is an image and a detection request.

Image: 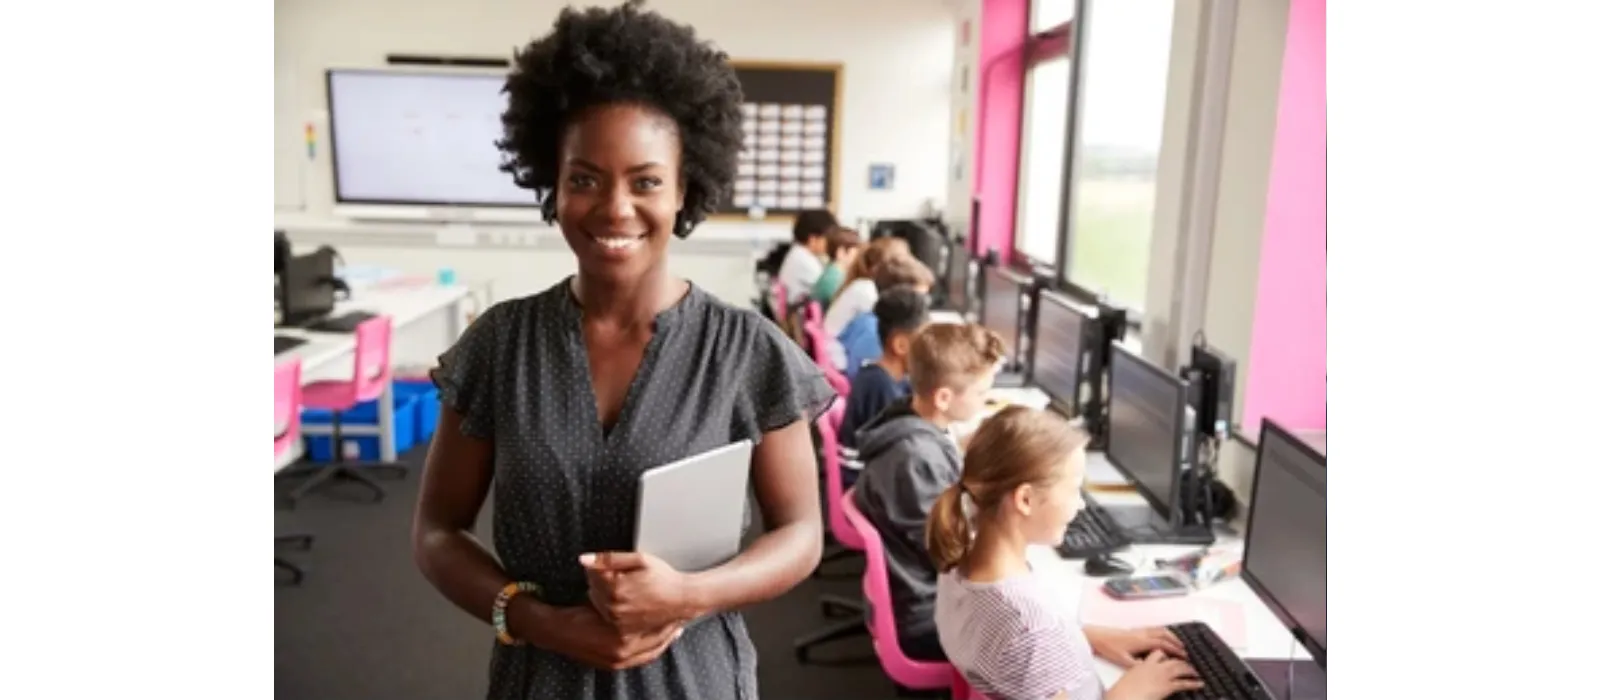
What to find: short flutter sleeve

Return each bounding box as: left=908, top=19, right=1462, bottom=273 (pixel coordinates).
left=429, top=302, right=507, bottom=440
left=735, top=314, right=838, bottom=441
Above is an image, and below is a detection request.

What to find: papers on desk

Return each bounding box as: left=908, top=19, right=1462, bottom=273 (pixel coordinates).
left=1079, top=585, right=1248, bottom=649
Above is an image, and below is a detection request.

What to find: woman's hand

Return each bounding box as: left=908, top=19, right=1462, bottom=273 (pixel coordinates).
left=1086, top=625, right=1187, bottom=668
left=580, top=551, right=702, bottom=636
left=514, top=600, right=683, bottom=671
left=1105, top=650, right=1204, bottom=700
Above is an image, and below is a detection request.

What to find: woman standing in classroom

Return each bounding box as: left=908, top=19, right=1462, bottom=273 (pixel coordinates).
left=410, top=2, right=835, bottom=699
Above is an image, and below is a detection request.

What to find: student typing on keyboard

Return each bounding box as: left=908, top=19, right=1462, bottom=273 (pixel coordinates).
left=927, top=406, right=1204, bottom=700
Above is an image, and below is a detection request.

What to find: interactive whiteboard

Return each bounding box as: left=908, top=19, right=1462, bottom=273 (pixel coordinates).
left=325, top=69, right=539, bottom=208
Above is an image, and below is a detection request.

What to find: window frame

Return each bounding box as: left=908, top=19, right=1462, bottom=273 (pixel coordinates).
left=1008, top=4, right=1075, bottom=272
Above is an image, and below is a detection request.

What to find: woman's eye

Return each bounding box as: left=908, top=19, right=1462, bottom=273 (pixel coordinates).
left=568, top=174, right=597, bottom=188
left=634, top=177, right=663, bottom=191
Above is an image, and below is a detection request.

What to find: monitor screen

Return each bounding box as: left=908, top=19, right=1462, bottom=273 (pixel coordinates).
left=1105, top=343, right=1186, bottom=517
left=326, top=70, right=540, bottom=208
left=1242, top=419, right=1328, bottom=667
left=1033, top=289, right=1090, bottom=413
left=980, top=267, right=1026, bottom=366
left=947, top=243, right=972, bottom=314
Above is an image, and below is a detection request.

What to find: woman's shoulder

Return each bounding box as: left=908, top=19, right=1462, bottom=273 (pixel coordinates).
left=685, top=284, right=790, bottom=349
left=470, top=281, right=572, bottom=334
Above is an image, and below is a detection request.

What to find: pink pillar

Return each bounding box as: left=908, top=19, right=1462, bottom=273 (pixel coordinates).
left=1241, top=0, right=1326, bottom=434
left=972, top=0, right=1027, bottom=263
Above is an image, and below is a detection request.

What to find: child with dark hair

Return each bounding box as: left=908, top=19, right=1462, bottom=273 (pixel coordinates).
left=776, top=209, right=838, bottom=299
left=838, top=287, right=932, bottom=459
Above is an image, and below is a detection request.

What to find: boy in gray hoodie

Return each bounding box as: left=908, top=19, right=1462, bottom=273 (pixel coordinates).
left=850, top=322, right=1006, bottom=662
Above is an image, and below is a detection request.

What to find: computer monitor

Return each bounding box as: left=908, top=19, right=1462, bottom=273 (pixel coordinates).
left=279, top=248, right=338, bottom=327
left=979, top=265, right=1029, bottom=370
left=1242, top=418, right=1328, bottom=671
left=1032, top=289, right=1094, bottom=416
left=946, top=240, right=975, bottom=316
left=1104, top=342, right=1190, bottom=521
left=274, top=230, right=292, bottom=275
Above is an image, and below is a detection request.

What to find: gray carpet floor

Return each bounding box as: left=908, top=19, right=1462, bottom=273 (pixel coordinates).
left=274, top=443, right=906, bottom=699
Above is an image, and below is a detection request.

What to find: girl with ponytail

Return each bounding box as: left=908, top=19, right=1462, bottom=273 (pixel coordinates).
left=928, top=406, right=1204, bottom=700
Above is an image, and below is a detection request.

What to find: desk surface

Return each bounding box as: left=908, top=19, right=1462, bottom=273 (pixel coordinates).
left=1031, top=487, right=1312, bottom=687
left=275, top=284, right=470, bottom=372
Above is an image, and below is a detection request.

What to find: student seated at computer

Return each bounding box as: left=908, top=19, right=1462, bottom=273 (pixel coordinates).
left=822, top=235, right=911, bottom=337
left=776, top=209, right=838, bottom=300
left=927, top=406, right=1203, bottom=700
left=810, top=227, right=862, bottom=306
left=832, top=256, right=936, bottom=376
left=850, top=322, right=1005, bottom=662
left=839, top=287, right=930, bottom=464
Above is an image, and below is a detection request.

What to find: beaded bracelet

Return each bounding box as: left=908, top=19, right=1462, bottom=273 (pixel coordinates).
left=492, top=581, right=542, bottom=645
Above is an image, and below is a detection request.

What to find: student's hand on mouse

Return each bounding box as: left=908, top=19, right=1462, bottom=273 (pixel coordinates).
left=1086, top=625, right=1187, bottom=668
left=1106, top=649, right=1204, bottom=700
left=581, top=551, right=700, bottom=635
left=540, top=603, right=683, bottom=671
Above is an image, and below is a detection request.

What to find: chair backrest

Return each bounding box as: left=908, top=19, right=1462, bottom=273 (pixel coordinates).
left=351, top=316, right=394, bottom=403
left=275, top=358, right=303, bottom=458
left=819, top=403, right=863, bottom=551
left=804, top=300, right=824, bottom=326
left=803, top=318, right=852, bottom=399
left=771, top=282, right=789, bottom=322
left=840, top=494, right=957, bottom=690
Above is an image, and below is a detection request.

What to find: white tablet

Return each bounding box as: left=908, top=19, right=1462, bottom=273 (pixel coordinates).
left=633, top=440, right=754, bottom=572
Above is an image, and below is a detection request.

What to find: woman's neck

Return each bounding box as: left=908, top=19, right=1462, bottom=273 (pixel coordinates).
left=571, top=267, right=683, bottom=327
left=961, top=517, right=1033, bottom=584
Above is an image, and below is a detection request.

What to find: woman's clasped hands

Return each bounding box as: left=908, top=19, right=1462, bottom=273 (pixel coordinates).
left=532, top=551, right=703, bottom=671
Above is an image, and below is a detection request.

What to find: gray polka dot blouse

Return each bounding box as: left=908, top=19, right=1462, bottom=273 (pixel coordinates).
left=431, top=278, right=836, bottom=700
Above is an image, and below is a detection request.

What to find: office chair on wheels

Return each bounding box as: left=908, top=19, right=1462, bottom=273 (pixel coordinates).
left=279, top=316, right=407, bottom=506
left=275, top=359, right=314, bottom=585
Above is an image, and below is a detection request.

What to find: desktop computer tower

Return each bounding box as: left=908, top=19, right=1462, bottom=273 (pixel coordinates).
left=1188, top=343, right=1239, bottom=440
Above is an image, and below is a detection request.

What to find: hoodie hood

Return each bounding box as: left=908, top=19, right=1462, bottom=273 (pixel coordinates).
left=856, top=397, right=956, bottom=463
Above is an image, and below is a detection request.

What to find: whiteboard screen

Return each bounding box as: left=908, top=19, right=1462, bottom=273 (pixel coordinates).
left=326, top=70, right=539, bottom=208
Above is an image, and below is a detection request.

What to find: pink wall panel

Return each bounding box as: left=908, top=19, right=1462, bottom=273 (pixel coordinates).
left=1242, top=0, right=1327, bottom=434
left=972, top=0, right=1027, bottom=263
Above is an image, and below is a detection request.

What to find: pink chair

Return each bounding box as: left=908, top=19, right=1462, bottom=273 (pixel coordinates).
left=802, top=315, right=852, bottom=399
left=794, top=402, right=872, bottom=662
left=771, top=281, right=790, bottom=323
left=283, top=316, right=405, bottom=505
left=840, top=493, right=960, bottom=694
left=275, top=358, right=313, bottom=584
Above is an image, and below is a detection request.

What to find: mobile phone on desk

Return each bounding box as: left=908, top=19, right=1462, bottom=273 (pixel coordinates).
left=1103, top=573, right=1191, bottom=600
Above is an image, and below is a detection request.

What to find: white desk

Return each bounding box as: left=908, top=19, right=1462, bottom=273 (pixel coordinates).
left=1027, top=487, right=1313, bottom=688
left=274, top=283, right=471, bottom=470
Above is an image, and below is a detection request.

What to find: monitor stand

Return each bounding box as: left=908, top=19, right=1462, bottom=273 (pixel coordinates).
left=1101, top=502, right=1215, bottom=546
left=1244, top=658, right=1325, bottom=700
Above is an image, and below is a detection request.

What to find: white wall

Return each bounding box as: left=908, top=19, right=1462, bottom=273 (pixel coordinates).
left=275, top=0, right=957, bottom=224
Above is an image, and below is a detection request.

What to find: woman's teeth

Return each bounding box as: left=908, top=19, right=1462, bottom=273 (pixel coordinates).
left=596, top=237, right=641, bottom=251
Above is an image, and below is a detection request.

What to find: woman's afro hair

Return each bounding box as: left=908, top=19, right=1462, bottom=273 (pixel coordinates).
left=497, top=0, right=745, bottom=238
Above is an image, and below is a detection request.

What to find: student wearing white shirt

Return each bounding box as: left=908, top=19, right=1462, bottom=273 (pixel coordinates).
left=822, top=237, right=913, bottom=336
left=824, top=253, right=937, bottom=370
left=776, top=210, right=836, bottom=300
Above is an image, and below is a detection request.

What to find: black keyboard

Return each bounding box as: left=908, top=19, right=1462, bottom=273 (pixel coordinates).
left=1057, top=494, right=1131, bottom=559
left=1166, top=621, right=1274, bottom=700
left=275, top=336, right=307, bottom=355
left=308, top=310, right=378, bottom=333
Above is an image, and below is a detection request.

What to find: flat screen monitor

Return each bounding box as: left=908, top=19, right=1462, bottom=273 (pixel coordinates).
left=980, top=266, right=1028, bottom=368
left=1032, top=289, right=1092, bottom=414
left=1104, top=343, right=1187, bottom=519
left=947, top=242, right=974, bottom=314
left=325, top=69, right=540, bottom=208
left=281, top=249, right=337, bottom=325
left=1242, top=418, right=1328, bottom=668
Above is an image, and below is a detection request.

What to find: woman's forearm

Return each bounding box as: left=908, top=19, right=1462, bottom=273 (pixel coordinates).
left=683, top=519, right=823, bottom=617
left=414, top=527, right=515, bottom=625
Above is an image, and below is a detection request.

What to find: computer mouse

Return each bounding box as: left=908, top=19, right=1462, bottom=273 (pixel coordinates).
left=1084, top=554, right=1134, bottom=577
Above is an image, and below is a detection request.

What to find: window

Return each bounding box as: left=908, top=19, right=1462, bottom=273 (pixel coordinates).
left=1031, top=0, right=1075, bottom=33
left=1062, top=0, right=1175, bottom=311
left=1015, top=56, right=1071, bottom=265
